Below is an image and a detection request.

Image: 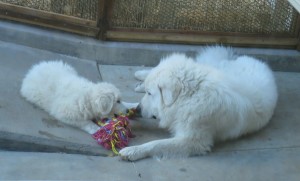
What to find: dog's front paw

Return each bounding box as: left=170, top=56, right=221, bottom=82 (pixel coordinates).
left=119, top=146, right=148, bottom=161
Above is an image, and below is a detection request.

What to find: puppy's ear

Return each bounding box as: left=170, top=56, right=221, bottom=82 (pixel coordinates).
left=158, top=77, right=181, bottom=106
left=97, top=93, right=114, bottom=115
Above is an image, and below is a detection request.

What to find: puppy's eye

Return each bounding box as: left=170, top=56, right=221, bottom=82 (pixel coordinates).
left=116, top=100, right=121, bottom=103
left=147, top=91, right=151, bottom=95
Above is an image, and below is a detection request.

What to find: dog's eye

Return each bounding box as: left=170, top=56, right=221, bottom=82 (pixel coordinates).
left=147, top=91, right=151, bottom=95
left=116, top=100, right=121, bottom=103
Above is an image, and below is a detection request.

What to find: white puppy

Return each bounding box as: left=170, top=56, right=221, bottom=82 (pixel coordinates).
left=21, top=61, right=127, bottom=134
left=120, top=46, right=278, bottom=161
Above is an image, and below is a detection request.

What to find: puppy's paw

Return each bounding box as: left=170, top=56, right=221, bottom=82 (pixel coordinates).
left=134, top=82, right=145, bottom=93
left=119, top=146, right=148, bottom=161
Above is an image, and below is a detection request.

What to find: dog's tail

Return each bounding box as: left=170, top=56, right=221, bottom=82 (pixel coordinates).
left=196, top=46, right=236, bottom=64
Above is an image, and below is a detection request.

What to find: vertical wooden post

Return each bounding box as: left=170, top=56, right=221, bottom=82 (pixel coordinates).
left=297, top=18, right=300, bottom=51
left=297, top=33, right=300, bottom=50
left=297, top=15, right=300, bottom=51
left=96, top=0, right=114, bottom=40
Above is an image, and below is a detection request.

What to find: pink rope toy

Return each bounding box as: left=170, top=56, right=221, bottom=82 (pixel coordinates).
left=92, top=109, right=136, bottom=154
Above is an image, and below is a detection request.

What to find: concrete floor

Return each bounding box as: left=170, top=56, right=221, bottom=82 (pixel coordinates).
left=0, top=20, right=300, bottom=180
left=1, top=148, right=300, bottom=180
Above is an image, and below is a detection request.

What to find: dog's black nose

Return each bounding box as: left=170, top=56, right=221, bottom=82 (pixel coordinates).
left=136, top=104, right=141, bottom=114
left=152, top=115, right=157, bottom=119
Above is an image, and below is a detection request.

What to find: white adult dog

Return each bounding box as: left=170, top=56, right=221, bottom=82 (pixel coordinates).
left=21, top=61, right=128, bottom=134
left=120, top=46, right=278, bottom=161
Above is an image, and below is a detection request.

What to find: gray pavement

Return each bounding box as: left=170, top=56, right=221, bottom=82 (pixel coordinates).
left=0, top=21, right=300, bottom=180
left=1, top=148, right=300, bottom=180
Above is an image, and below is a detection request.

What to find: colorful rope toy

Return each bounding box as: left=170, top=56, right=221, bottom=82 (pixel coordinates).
left=92, top=109, right=136, bottom=154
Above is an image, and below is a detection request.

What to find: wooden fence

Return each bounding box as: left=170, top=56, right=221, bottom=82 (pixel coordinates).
left=0, top=0, right=299, bottom=49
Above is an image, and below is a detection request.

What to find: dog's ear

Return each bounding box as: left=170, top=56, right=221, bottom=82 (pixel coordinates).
left=158, top=77, right=181, bottom=106
left=97, top=93, right=114, bottom=115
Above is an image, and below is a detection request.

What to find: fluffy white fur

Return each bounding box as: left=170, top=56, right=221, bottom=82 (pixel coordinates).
left=120, top=46, right=278, bottom=161
left=21, top=61, right=127, bottom=134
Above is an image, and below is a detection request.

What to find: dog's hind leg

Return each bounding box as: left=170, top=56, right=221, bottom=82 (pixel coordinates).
left=134, top=82, right=145, bottom=92
left=134, top=69, right=151, bottom=93
left=134, top=69, right=151, bottom=81
left=121, top=101, right=139, bottom=109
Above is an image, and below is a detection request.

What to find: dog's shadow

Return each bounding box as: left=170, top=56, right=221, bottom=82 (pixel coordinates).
left=213, top=126, right=274, bottom=153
